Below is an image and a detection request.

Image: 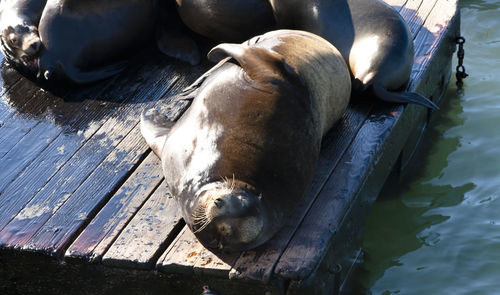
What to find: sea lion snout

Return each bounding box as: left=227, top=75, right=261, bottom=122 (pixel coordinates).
left=3, top=24, right=41, bottom=56
left=192, top=181, right=268, bottom=251
left=21, top=30, right=41, bottom=55
left=1, top=24, right=41, bottom=70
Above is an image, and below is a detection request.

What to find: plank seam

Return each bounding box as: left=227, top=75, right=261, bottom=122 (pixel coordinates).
left=0, top=77, right=124, bottom=232
left=52, top=148, right=154, bottom=260
left=36, top=73, right=185, bottom=256
left=86, top=176, right=164, bottom=263
left=0, top=70, right=180, bottom=239
left=410, top=0, right=439, bottom=43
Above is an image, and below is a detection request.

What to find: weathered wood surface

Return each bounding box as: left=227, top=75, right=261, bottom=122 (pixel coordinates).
left=0, top=0, right=459, bottom=294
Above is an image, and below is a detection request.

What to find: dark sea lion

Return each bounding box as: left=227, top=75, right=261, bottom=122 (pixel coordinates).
left=175, top=0, right=275, bottom=42
left=35, top=0, right=158, bottom=84
left=141, top=30, right=351, bottom=251
left=0, top=0, right=46, bottom=69
left=269, top=0, right=438, bottom=109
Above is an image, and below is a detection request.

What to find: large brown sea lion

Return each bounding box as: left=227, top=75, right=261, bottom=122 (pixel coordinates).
left=141, top=30, right=351, bottom=251
left=268, top=0, right=438, bottom=109
left=0, top=0, right=46, bottom=69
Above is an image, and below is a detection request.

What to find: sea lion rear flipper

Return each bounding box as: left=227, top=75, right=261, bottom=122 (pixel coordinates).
left=140, top=109, right=176, bottom=157
left=372, top=83, right=439, bottom=110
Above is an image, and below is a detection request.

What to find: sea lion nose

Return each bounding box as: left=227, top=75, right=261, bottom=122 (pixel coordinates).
left=29, top=41, right=40, bottom=51
left=214, top=198, right=224, bottom=208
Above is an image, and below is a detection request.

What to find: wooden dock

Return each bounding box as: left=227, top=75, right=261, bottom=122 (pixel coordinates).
left=0, top=0, right=459, bottom=294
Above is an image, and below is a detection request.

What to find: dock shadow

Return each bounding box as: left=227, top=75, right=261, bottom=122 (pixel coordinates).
left=0, top=35, right=215, bottom=135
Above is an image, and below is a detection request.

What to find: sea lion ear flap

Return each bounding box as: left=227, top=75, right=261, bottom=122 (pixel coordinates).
left=207, top=43, right=247, bottom=64
left=207, top=43, right=302, bottom=84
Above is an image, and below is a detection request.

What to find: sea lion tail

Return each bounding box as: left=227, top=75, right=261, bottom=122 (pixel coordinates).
left=372, top=83, right=439, bottom=110
left=140, top=109, right=175, bottom=157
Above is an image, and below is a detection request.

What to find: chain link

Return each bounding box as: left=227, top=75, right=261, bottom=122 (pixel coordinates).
left=456, top=36, right=468, bottom=89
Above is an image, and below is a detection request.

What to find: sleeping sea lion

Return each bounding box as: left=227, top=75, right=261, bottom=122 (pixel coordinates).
left=35, top=0, right=159, bottom=83
left=141, top=30, right=351, bottom=251
left=269, top=0, right=438, bottom=109
left=0, top=0, right=46, bottom=69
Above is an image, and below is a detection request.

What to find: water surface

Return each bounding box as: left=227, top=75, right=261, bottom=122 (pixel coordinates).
left=354, top=0, right=500, bottom=294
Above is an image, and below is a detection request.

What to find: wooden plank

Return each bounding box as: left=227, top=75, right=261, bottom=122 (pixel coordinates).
left=65, top=153, right=165, bottom=263
left=0, top=123, right=145, bottom=250
left=0, top=68, right=143, bottom=232
left=274, top=0, right=458, bottom=282
left=405, top=0, right=437, bottom=38
left=100, top=182, right=184, bottom=269
left=192, top=249, right=240, bottom=278
left=0, top=58, right=187, bottom=254
left=156, top=226, right=206, bottom=275
left=398, top=0, right=424, bottom=36
left=0, top=81, right=105, bottom=192
left=22, top=126, right=149, bottom=256
left=0, top=82, right=48, bottom=159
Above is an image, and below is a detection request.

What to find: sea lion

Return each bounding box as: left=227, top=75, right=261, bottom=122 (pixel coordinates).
left=268, top=0, right=438, bottom=109
left=0, top=0, right=46, bottom=69
left=175, top=0, right=275, bottom=42
left=35, top=0, right=158, bottom=83
left=141, top=30, right=351, bottom=251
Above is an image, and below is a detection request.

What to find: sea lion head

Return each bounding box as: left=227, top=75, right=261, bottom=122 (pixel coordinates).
left=1, top=24, right=41, bottom=70
left=190, top=179, right=271, bottom=252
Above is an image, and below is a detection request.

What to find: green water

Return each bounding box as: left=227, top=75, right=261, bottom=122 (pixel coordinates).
left=354, top=0, right=500, bottom=294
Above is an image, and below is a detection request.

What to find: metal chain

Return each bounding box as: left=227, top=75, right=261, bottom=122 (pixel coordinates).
left=456, top=36, right=468, bottom=89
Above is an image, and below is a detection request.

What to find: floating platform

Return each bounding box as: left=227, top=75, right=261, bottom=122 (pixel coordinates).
left=0, top=0, right=459, bottom=294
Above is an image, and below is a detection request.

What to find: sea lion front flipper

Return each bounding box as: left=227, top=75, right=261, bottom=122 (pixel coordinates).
left=140, top=109, right=176, bottom=157
left=372, top=83, right=439, bottom=110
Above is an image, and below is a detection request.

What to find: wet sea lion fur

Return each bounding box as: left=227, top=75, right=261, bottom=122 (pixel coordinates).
left=141, top=30, right=351, bottom=251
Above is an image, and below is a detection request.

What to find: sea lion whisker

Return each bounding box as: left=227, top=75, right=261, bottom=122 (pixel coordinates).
left=193, top=219, right=211, bottom=233
left=193, top=220, right=207, bottom=226
left=192, top=211, right=207, bottom=220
